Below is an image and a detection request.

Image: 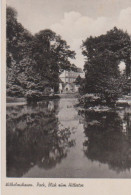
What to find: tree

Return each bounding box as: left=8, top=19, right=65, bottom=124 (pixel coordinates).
left=6, top=6, right=33, bottom=96
left=31, top=29, right=76, bottom=92
left=74, top=75, right=83, bottom=85
left=6, top=7, right=76, bottom=97
left=7, top=6, right=33, bottom=67
left=82, top=27, right=131, bottom=106
left=83, top=27, right=131, bottom=77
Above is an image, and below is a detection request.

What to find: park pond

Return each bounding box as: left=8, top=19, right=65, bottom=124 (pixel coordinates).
left=6, top=97, right=131, bottom=178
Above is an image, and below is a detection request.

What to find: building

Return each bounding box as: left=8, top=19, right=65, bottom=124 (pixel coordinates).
left=60, top=68, right=84, bottom=83
left=59, top=68, right=84, bottom=93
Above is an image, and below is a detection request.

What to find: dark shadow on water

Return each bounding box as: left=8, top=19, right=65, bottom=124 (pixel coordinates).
left=6, top=99, right=75, bottom=177
left=80, top=108, right=131, bottom=173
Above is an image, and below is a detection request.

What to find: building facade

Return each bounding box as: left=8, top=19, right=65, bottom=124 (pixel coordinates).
left=60, top=68, right=84, bottom=83
left=59, top=68, right=84, bottom=93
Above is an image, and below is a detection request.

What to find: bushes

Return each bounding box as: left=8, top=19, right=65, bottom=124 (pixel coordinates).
left=25, top=90, right=43, bottom=101
left=79, top=75, right=128, bottom=107
left=78, top=92, right=120, bottom=108
left=25, top=87, right=54, bottom=102
left=79, top=94, right=103, bottom=108
left=7, top=84, right=24, bottom=97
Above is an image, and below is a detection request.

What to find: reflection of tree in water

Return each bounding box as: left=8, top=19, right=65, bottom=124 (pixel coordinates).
left=123, top=111, right=131, bottom=136
left=80, top=110, right=131, bottom=173
left=6, top=100, right=75, bottom=177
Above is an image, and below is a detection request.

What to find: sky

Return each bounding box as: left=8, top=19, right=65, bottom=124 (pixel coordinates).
left=7, top=0, right=131, bottom=69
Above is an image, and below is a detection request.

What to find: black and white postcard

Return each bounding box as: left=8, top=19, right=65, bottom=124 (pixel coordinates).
left=1, top=0, right=131, bottom=194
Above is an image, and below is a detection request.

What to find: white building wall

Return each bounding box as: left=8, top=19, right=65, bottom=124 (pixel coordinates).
left=59, top=69, right=85, bottom=84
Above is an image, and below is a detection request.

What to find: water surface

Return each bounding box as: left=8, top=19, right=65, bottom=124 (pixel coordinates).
left=6, top=98, right=131, bottom=178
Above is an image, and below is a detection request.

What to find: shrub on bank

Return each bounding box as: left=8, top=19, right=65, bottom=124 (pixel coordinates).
left=78, top=94, right=103, bottom=108
left=25, top=88, right=55, bottom=102
left=25, top=90, right=43, bottom=101
left=7, top=84, right=24, bottom=97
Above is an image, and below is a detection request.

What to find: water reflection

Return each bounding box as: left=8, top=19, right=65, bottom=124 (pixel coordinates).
left=7, top=98, right=131, bottom=178
left=6, top=100, right=75, bottom=177
left=80, top=109, right=131, bottom=173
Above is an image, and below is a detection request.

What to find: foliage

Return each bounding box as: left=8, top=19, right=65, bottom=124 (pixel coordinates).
left=78, top=94, right=102, bottom=108
left=25, top=87, right=55, bottom=102
left=81, top=110, right=131, bottom=172
left=82, top=27, right=131, bottom=76
left=6, top=84, right=24, bottom=97
left=25, top=90, right=43, bottom=101
left=82, top=27, right=131, bottom=106
left=7, top=6, right=33, bottom=67
left=6, top=6, right=76, bottom=97
left=74, top=75, right=83, bottom=85
left=31, top=29, right=76, bottom=91
left=6, top=100, right=74, bottom=176
left=6, top=6, right=34, bottom=96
